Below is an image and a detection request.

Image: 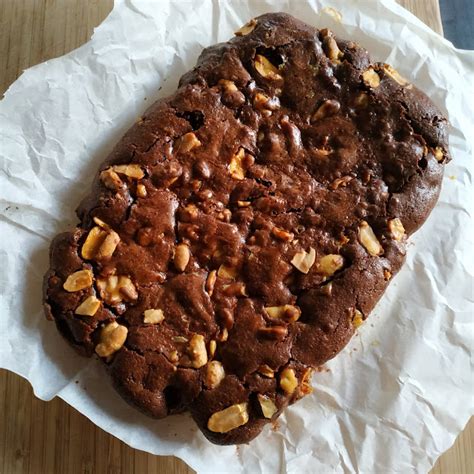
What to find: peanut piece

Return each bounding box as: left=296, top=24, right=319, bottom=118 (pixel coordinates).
left=143, top=309, right=164, bottom=324
left=362, top=68, right=381, bottom=88
left=176, top=132, right=201, bottom=153
left=254, top=55, right=282, bottom=81
left=280, top=367, right=298, bottom=395
left=205, top=360, right=225, bottom=389
left=312, top=99, right=341, bottom=121
left=136, top=183, right=147, bottom=198
left=82, top=227, right=106, bottom=260
left=321, top=281, right=333, bottom=296
left=174, top=244, right=190, bottom=272
left=253, top=92, right=280, bottom=111
left=235, top=19, right=257, bottom=36
left=180, top=203, right=199, bottom=222
left=63, top=269, right=93, bottom=292
left=326, top=40, right=343, bottom=62
left=82, top=225, right=120, bottom=260
left=313, top=148, right=332, bottom=159
left=218, top=80, right=245, bottom=107
left=265, top=305, right=301, bottom=322
left=95, top=321, right=128, bottom=357
left=208, top=340, right=217, bottom=358
left=321, top=29, right=343, bottom=62
left=222, top=282, right=247, bottom=297
left=317, top=254, right=344, bottom=277
left=218, top=79, right=238, bottom=92
left=291, top=248, right=316, bottom=274
left=96, top=275, right=138, bottom=305
left=258, top=326, right=288, bottom=340
left=95, top=230, right=120, bottom=259
left=188, top=334, right=208, bottom=369
left=111, top=164, right=144, bottom=179
left=253, top=92, right=270, bottom=109
left=339, top=234, right=350, bottom=246
left=388, top=218, right=405, bottom=241
left=75, top=295, right=101, bottom=316
left=229, top=147, right=254, bottom=180
left=258, top=394, right=278, bottom=418
left=217, top=264, right=238, bottom=279
left=206, top=270, right=217, bottom=296
left=100, top=168, right=123, bottom=190
left=272, top=226, right=294, bottom=242
left=169, top=350, right=179, bottom=363
left=119, top=278, right=139, bottom=301
left=92, top=216, right=110, bottom=229
left=217, top=327, right=229, bottom=342
left=433, top=147, right=444, bottom=162
left=257, top=364, right=275, bottom=378
left=217, top=209, right=232, bottom=222
left=352, top=309, right=364, bottom=328
left=358, top=221, right=383, bottom=256
left=207, top=403, right=249, bottom=433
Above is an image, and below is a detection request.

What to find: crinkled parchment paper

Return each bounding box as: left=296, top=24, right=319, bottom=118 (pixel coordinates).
left=1, top=0, right=473, bottom=472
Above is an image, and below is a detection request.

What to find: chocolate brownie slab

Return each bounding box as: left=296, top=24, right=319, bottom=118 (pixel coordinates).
left=44, top=13, right=450, bottom=444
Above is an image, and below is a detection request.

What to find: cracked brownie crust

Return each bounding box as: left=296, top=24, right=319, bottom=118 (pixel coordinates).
left=43, top=13, right=450, bottom=444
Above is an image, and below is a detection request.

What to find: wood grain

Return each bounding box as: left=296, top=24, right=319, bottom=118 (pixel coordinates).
left=0, top=1, right=471, bottom=473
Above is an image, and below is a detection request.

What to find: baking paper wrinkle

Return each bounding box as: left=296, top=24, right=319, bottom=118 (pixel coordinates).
left=0, top=0, right=473, bottom=472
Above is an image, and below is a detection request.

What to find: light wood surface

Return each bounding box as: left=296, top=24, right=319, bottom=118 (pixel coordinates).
left=0, top=1, right=471, bottom=473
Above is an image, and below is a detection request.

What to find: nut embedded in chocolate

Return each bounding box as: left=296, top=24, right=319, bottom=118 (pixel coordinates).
left=75, top=295, right=101, bottom=316
left=63, top=269, right=93, bottom=292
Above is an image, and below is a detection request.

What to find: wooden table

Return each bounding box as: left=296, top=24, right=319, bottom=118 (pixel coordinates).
left=0, top=1, right=472, bottom=473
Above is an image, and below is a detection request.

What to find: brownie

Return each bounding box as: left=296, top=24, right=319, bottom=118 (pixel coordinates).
left=43, top=13, right=450, bottom=445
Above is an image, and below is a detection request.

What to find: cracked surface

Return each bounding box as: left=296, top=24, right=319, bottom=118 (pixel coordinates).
left=43, top=13, right=450, bottom=445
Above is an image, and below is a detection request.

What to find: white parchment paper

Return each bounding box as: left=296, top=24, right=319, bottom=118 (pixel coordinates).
left=1, top=0, right=473, bottom=472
